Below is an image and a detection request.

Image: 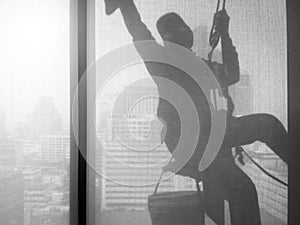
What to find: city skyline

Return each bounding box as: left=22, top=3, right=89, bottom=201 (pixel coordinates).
left=0, top=92, right=70, bottom=225
left=0, top=0, right=288, bottom=224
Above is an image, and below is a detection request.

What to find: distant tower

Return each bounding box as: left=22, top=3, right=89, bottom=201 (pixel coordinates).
left=230, top=71, right=254, bottom=116
left=193, top=25, right=210, bottom=59
left=26, top=96, right=62, bottom=138
left=193, top=24, right=222, bottom=62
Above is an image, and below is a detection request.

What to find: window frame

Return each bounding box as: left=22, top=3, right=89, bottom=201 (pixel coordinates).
left=287, top=0, right=300, bottom=224
left=70, top=0, right=96, bottom=224
left=69, top=0, right=300, bottom=224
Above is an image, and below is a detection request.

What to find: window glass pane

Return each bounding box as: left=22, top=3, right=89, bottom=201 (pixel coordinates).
left=0, top=0, right=70, bottom=224
left=95, top=1, right=287, bottom=224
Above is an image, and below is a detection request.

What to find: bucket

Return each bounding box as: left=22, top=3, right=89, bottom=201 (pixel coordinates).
left=148, top=172, right=205, bottom=225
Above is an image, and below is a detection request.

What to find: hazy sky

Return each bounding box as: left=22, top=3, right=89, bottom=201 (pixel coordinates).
left=0, top=0, right=70, bottom=130
left=0, top=0, right=287, bottom=131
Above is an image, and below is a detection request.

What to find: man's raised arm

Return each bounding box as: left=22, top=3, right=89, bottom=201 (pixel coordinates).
left=215, top=10, right=240, bottom=86
left=119, top=0, right=156, bottom=42
left=221, top=33, right=240, bottom=86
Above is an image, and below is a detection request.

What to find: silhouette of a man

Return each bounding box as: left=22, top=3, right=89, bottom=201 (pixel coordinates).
left=105, top=1, right=288, bottom=224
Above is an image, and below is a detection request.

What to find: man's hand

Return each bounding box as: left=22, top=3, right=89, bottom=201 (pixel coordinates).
left=235, top=146, right=246, bottom=165
left=104, top=0, right=119, bottom=15
left=104, top=0, right=134, bottom=15
left=214, top=9, right=230, bottom=36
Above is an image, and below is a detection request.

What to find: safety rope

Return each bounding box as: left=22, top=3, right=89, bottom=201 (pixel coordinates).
left=208, top=0, right=226, bottom=62
left=208, top=0, right=288, bottom=187
left=153, top=169, right=201, bottom=195
left=240, top=150, right=288, bottom=187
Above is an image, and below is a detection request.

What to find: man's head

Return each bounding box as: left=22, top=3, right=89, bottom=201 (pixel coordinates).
left=157, top=12, right=194, bottom=49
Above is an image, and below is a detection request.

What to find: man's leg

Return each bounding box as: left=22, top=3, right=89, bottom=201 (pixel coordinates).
left=226, top=162, right=261, bottom=225
left=203, top=155, right=261, bottom=225
left=203, top=177, right=225, bottom=225
left=203, top=153, right=232, bottom=225
left=224, top=114, right=288, bottom=163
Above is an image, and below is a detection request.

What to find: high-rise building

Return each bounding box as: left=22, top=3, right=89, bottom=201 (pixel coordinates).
left=38, top=135, right=70, bottom=163
left=23, top=168, right=47, bottom=225
left=97, top=82, right=178, bottom=210
left=23, top=165, right=69, bottom=225
left=101, top=118, right=174, bottom=210
left=112, top=83, right=158, bottom=117
left=242, top=163, right=287, bottom=223
left=0, top=121, right=24, bottom=225
left=0, top=169, right=24, bottom=225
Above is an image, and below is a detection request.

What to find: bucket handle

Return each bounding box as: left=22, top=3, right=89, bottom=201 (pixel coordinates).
left=153, top=170, right=201, bottom=195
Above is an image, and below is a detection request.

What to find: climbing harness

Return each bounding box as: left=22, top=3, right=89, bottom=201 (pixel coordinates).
left=208, top=0, right=288, bottom=187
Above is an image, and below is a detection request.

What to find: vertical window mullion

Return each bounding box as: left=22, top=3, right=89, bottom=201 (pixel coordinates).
left=70, top=0, right=88, bottom=225
left=87, top=0, right=96, bottom=224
